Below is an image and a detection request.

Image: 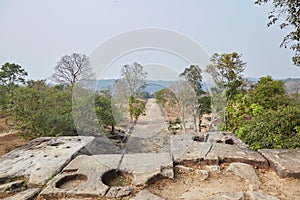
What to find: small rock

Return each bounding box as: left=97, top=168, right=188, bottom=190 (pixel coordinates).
left=0, top=180, right=24, bottom=193
left=161, top=167, right=174, bottom=178
left=227, top=162, right=259, bottom=182
left=205, top=191, right=245, bottom=200
left=175, top=165, right=194, bottom=173
left=197, top=169, right=209, bottom=181
left=130, top=189, right=165, bottom=200
left=105, top=186, right=133, bottom=198
left=206, top=165, right=221, bottom=173
left=248, top=191, right=279, bottom=200
left=249, top=184, right=260, bottom=191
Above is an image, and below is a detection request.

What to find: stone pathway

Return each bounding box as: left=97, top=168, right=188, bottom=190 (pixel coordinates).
left=125, top=98, right=171, bottom=153
left=0, top=99, right=299, bottom=199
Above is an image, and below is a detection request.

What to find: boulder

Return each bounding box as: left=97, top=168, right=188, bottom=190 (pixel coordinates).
left=226, top=162, right=260, bottom=182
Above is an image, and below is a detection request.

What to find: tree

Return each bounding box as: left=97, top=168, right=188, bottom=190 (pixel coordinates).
left=95, top=90, right=121, bottom=134
left=12, top=80, right=76, bottom=139
left=120, top=62, right=148, bottom=97
left=255, top=0, right=300, bottom=66
left=51, top=53, right=94, bottom=86
left=0, top=62, right=28, bottom=108
left=247, top=76, right=289, bottom=110
left=206, top=52, right=246, bottom=101
left=128, top=96, right=146, bottom=122
left=180, top=65, right=209, bottom=132
left=170, top=81, right=197, bottom=133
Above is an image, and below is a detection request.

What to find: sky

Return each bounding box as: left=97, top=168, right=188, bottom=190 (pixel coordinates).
left=0, top=0, right=299, bottom=81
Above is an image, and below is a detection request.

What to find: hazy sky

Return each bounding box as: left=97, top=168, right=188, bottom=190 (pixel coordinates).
left=1, top=0, right=299, bottom=80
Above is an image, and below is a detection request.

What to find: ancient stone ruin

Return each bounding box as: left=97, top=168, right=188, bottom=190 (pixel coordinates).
left=0, top=132, right=299, bottom=200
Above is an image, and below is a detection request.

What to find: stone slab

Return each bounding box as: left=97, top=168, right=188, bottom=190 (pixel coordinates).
left=0, top=136, right=94, bottom=185
left=173, top=140, right=212, bottom=164
left=259, top=149, right=300, bottom=178
left=227, top=162, right=260, bottom=182
left=205, top=143, right=269, bottom=168
left=120, top=153, right=173, bottom=185
left=130, top=189, right=166, bottom=200
left=205, top=132, right=248, bottom=148
left=39, top=154, right=122, bottom=199
left=4, top=188, right=41, bottom=200
left=248, top=191, right=279, bottom=200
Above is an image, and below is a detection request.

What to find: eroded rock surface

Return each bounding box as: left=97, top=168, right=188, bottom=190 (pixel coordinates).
left=0, top=136, right=94, bottom=185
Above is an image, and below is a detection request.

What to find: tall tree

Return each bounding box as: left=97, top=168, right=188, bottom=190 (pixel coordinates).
left=180, top=65, right=208, bottom=132
left=206, top=52, right=246, bottom=101
left=255, top=0, right=300, bottom=66
left=0, top=62, right=28, bottom=107
left=51, top=53, right=94, bottom=86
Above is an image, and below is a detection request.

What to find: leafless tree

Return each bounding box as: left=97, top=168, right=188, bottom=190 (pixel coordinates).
left=120, top=62, right=147, bottom=97
left=51, top=53, right=94, bottom=86
left=170, top=81, right=197, bottom=134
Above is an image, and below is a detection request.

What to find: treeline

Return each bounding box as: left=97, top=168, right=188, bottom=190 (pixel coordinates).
left=154, top=52, right=300, bottom=150
left=0, top=58, right=148, bottom=140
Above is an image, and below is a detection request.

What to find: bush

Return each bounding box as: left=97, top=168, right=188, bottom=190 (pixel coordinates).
left=11, top=81, right=76, bottom=139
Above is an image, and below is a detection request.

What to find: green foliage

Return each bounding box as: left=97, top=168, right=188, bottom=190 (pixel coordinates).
left=255, top=0, right=300, bottom=66
left=11, top=80, right=76, bottom=139
left=247, top=76, right=289, bottom=109
left=180, top=65, right=204, bottom=96
left=0, top=62, right=28, bottom=109
left=225, top=76, right=300, bottom=150
left=206, top=52, right=246, bottom=101
left=128, top=96, right=146, bottom=122
left=95, top=90, right=121, bottom=134
left=237, top=106, right=300, bottom=150
left=154, top=88, right=168, bottom=106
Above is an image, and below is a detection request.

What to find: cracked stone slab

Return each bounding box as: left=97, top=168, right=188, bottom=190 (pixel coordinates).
left=227, top=162, right=260, bottom=182
left=0, top=136, right=94, bottom=185
left=259, top=149, right=300, bottom=178
left=130, top=189, right=166, bottom=200
left=39, top=154, right=122, bottom=199
left=120, top=153, right=173, bottom=185
left=39, top=153, right=172, bottom=199
left=205, top=191, right=245, bottom=200
left=173, top=140, right=212, bottom=165
left=3, top=188, right=41, bottom=200
left=204, top=143, right=269, bottom=168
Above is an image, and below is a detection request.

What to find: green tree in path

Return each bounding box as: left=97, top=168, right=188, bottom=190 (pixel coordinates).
left=255, top=0, right=300, bottom=66
left=128, top=96, right=146, bottom=122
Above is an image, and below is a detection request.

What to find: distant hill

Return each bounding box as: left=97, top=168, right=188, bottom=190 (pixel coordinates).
left=97, top=79, right=175, bottom=94
left=96, top=77, right=300, bottom=94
